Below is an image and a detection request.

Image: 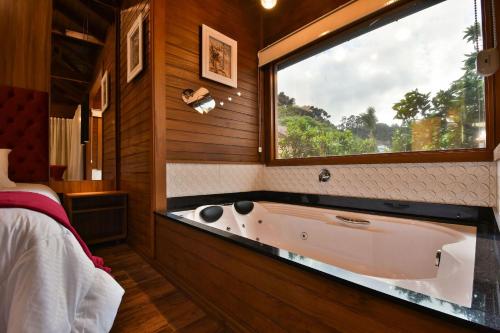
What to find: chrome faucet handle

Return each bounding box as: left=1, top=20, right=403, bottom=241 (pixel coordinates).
left=318, top=169, right=331, bottom=182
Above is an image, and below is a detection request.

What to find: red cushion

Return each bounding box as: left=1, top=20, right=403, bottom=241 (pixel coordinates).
left=0, top=85, right=48, bottom=182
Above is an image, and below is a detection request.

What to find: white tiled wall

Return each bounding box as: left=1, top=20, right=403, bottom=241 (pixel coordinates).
left=167, top=162, right=497, bottom=207
left=167, top=163, right=264, bottom=197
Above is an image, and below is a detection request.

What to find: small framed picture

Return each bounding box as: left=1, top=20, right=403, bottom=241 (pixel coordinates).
left=201, top=24, right=237, bottom=88
left=127, top=13, right=143, bottom=83
left=101, top=70, right=109, bottom=111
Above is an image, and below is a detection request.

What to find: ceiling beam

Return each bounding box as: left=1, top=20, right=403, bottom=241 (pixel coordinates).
left=90, top=0, right=120, bottom=10
left=53, top=37, right=99, bottom=72
left=52, top=29, right=104, bottom=46
left=51, top=74, right=90, bottom=84
left=54, top=0, right=110, bottom=39
left=51, top=61, right=92, bottom=83
left=53, top=8, right=84, bottom=34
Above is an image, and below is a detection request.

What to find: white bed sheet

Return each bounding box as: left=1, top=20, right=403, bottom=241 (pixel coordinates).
left=0, top=183, right=124, bottom=332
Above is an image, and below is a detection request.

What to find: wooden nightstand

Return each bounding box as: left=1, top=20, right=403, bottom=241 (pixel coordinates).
left=64, top=191, right=127, bottom=245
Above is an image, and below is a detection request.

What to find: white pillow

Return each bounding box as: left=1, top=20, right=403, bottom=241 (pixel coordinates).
left=0, top=149, right=16, bottom=188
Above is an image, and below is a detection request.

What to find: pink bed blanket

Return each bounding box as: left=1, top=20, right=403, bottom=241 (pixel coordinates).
left=0, top=191, right=110, bottom=272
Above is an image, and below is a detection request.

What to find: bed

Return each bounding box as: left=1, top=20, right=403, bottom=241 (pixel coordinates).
left=0, top=85, right=123, bottom=332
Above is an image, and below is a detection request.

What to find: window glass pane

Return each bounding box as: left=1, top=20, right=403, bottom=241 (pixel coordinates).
left=276, top=0, right=485, bottom=159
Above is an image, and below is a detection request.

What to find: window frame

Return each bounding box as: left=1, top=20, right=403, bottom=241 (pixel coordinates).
left=263, top=0, right=499, bottom=166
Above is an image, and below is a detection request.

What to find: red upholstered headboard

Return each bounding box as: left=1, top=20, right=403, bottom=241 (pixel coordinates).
left=0, top=85, right=49, bottom=182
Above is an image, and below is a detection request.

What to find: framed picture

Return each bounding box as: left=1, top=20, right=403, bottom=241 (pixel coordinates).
left=127, top=13, right=143, bottom=83
left=101, top=70, right=109, bottom=111
left=201, top=24, right=237, bottom=88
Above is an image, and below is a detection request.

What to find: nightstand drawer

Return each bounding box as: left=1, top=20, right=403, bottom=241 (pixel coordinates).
left=64, top=191, right=128, bottom=245
left=71, top=195, right=126, bottom=210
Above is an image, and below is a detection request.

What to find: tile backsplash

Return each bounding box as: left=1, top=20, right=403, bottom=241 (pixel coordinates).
left=167, top=162, right=497, bottom=207
left=167, top=163, right=263, bottom=197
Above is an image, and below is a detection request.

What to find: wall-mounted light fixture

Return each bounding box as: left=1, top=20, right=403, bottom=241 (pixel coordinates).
left=261, top=0, right=277, bottom=10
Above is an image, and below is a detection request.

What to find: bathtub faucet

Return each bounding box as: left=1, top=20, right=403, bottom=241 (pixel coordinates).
left=318, top=169, right=331, bottom=182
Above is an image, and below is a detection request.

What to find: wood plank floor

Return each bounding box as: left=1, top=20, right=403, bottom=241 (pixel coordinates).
left=94, top=244, right=228, bottom=333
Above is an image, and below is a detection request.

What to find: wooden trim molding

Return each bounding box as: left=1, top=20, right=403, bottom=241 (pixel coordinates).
left=151, top=0, right=167, bottom=252
left=49, top=180, right=115, bottom=193
left=264, top=0, right=499, bottom=166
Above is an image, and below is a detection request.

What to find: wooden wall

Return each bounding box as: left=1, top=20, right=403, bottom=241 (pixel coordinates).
left=262, top=0, right=350, bottom=47
left=0, top=0, right=52, bottom=92
left=165, top=0, right=261, bottom=163
left=119, top=0, right=153, bottom=256
left=119, top=0, right=166, bottom=257
left=91, top=22, right=118, bottom=182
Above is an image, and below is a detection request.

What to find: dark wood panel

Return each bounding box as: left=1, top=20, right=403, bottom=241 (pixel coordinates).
left=165, top=0, right=261, bottom=163
left=262, top=0, right=350, bottom=46
left=166, top=120, right=257, bottom=140
left=92, top=22, right=118, bottom=182
left=167, top=141, right=256, bottom=156
left=50, top=103, right=77, bottom=118
left=64, top=191, right=127, bottom=245
left=93, top=244, right=227, bottom=333
left=119, top=0, right=154, bottom=257
left=118, top=0, right=166, bottom=259
left=167, top=151, right=262, bottom=163
left=166, top=126, right=258, bottom=147
left=155, top=216, right=481, bottom=333
left=0, top=0, right=52, bottom=92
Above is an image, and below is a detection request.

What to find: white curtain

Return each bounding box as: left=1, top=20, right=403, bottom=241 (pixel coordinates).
left=49, top=106, right=83, bottom=180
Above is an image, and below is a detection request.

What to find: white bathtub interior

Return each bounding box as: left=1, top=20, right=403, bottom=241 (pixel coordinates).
left=172, top=202, right=477, bottom=308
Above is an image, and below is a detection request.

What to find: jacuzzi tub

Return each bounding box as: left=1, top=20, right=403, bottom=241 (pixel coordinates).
left=172, top=201, right=477, bottom=307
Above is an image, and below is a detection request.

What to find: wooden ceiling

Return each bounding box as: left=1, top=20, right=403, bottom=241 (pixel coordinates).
left=51, top=0, right=118, bottom=112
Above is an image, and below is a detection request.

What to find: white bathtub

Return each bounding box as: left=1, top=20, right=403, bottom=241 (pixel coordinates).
left=172, top=201, right=477, bottom=307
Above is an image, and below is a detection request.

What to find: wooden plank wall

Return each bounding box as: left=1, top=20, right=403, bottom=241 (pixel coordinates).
left=156, top=216, right=479, bottom=333
left=165, top=0, right=262, bottom=163
left=261, top=0, right=350, bottom=47
left=99, top=23, right=118, bottom=182
left=119, top=0, right=154, bottom=256
left=0, top=0, right=52, bottom=92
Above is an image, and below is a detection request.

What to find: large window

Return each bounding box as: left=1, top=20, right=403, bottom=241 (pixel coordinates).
left=275, top=0, right=489, bottom=161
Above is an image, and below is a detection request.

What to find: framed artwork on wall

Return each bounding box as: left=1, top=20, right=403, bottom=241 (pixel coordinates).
left=127, top=13, right=143, bottom=83
left=201, top=24, right=238, bottom=88
left=101, top=70, right=109, bottom=111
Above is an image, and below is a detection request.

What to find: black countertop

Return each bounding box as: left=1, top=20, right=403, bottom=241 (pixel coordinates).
left=157, top=191, right=500, bottom=331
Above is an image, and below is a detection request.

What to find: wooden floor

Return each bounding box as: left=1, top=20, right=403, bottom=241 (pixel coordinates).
left=94, top=244, right=228, bottom=333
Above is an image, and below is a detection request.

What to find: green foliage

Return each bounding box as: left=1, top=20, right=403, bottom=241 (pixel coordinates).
left=392, top=89, right=431, bottom=123
left=277, top=102, right=376, bottom=158
left=391, top=127, right=412, bottom=152
left=360, top=106, right=377, bottom=138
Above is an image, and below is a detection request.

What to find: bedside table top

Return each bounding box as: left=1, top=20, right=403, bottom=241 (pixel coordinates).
left=65, top=191, right=128, bottom=198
